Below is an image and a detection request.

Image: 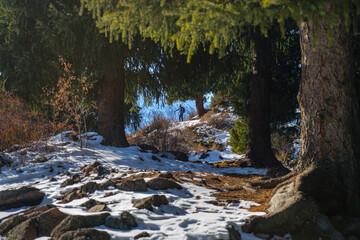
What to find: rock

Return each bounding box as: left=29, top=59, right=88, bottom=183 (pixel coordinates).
left=147, top=177, right=182, bottom=190
left=0, top=215, right=28, bottom=236
left=134, top=231, right=150, bottom=239
left=49, top=177, right=57, bottom=182
left=88, top=204, right=107, bottom=213
left=6, top=218, right=38, bottom=240
left=167, top=151, right=188, bottom=162
left=0, top=187, right=44, bottom=211
left=199, top=153, right=210, bottom=159
left=60, top=174, right=81, bottom=188
left=0, top=155, right=11, bottom=169
left=80, top=199, right=104, bottom=209
left=24, top=204, right=55, bottom=218
left=157, top=172, right=175, bottom=179
left=62, top=191, right=86, bottom=203
left=227, top=225, right=242, bottom=240
left=81, top=162, right=109, bottom=177
left=115, top=179, right=147, bottom=192
left=38, top=208, right=68, bottom=236
left=60, top=179, right=75, bottom=188
left=58, top=228, right=110, bottom=240
left=50, top=213, right=110, bottom=238
left=105, top=211, right=137, bottom=230
left=36, top=155, right=48, bottom=163
left=104, top=192, right=114, bottom=197
left=151, top=155, right=161, bottom=162
left=79, top=182, right=102, bottom=193
left=133, top=195, right=168, bottom=211
left=138, top=144, right=159, bottom=153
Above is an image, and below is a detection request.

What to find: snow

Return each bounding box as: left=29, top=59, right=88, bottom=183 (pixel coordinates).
left=0, top=106, right=278, bottom=240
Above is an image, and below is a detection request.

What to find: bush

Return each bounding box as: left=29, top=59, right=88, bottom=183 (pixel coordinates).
left=229, top=119, right=248, bottom=154
left=206, top=113, right=232, bottom=130
left=0, top=91, right=61, bottom=151
left=128, top=115, right=196, bottom=152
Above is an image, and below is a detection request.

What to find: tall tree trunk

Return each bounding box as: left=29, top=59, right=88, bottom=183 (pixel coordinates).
left=246, top=30, right=283, bottom=169
left=296, top=20, right=360, bottom=214
left=243, top=20, right=360, bottom=239
left=97, top=57, right=129, bottom=147
left=196, top=95, right=206, bottom=116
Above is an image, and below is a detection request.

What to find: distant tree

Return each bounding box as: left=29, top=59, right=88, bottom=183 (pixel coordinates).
left=81, top=0, right=286, bottom=170
left=160, top=48, right=217, bottom=117
left=0, top=0, right=165, bottom=147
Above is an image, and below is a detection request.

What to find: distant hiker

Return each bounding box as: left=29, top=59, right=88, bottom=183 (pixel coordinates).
left=174, top=104, right=185, bottom=121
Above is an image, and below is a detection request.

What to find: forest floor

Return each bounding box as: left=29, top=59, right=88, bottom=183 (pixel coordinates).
left=0, top=107, right=291, bottom=240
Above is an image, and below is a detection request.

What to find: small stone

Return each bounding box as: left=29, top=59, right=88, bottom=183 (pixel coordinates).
left=58, top=228, right=110, bottom=240
left=61, top=179, right=75, bottom=188
left=49, top=177, right=57, bottom=182
left=105, top=211, right=137, bottom=230
left=104, top=192, right=114, bottom=197
left=157, top=172, right=174, bottom=179
left=88, top=204, right=107, bottom=213
left=115, top=179, right=147, bottom=192
left=134, top=231, right=150, bottom=239
left=147, top=177, right=182, bottom=190
left=151, top=155, right=161, bottom=162
left=80, top=199, right=104, bottom=209
left=133, top=195, right=168, bottom=211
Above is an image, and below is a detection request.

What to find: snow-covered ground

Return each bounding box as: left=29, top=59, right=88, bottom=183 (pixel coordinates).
left=0, top=103, right=296, bottom=240
left=0, top=133, right=270, bottom=239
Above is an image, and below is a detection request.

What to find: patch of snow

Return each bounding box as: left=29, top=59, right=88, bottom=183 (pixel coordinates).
left=0, top=131, right=267, bottom=239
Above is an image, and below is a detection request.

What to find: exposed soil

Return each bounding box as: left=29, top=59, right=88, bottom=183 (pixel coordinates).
left=121, top=169, right=274, bottom=213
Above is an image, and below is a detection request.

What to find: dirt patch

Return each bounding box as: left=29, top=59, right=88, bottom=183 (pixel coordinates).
left=119, top=170, right=274, bottom=213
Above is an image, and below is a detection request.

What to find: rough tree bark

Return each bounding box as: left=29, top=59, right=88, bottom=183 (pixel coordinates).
left=97, top=55, right=129, bottom=147
left=196, top=95, right=206, bottom=117
left=243, top=20, right=360, bottom=239
left=246, top=30, right=284, bottom=170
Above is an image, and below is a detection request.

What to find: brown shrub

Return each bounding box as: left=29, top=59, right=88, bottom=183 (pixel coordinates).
left=0, top=91, right=62, bottom=151
left=271, top=131, right=298, bottom=167
left=128, top=115, right=197, bottom=152
left=205, top=113, right=232, bottom=131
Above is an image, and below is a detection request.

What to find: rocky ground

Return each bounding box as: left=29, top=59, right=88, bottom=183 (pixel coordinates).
left=0, top=107, right=292, bottom=240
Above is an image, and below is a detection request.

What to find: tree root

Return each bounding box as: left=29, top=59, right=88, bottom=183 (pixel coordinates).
left=242, top=169, right=346, bottom=239
left=245, top=171, right=296, bottom=189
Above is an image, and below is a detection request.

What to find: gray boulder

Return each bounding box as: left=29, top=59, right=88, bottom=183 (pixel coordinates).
left=58, top=228, right=110, bottom=240
left=115, top=179, right=147, bottom=192
left=133, top=195, right=168, bottom=211
left=105, top=211, right=137, bottom=230
left=0, top=187, right=44, bottom=211
left=147, top=177, right=182, bottom=190
left=50, top=213, right=110, bottom=238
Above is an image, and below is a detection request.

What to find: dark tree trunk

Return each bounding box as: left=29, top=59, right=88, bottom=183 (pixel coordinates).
left=243, top=20, right=360, bottom=239
left=196, top=95, right=206, bottom=116
left=97, top=57, right=129, bottom=147
left=296, top=20, right=360, bottom=214
left=246, top=30, right=283, bottom=169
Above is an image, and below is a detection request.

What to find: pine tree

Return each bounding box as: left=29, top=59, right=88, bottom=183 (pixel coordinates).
left=82, top=0, right=360, bottom=237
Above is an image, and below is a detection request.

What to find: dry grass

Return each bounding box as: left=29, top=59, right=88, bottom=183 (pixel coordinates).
left=128, top=115, right=197, bottom=152
left=0, top=91, right=63, bottom=151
